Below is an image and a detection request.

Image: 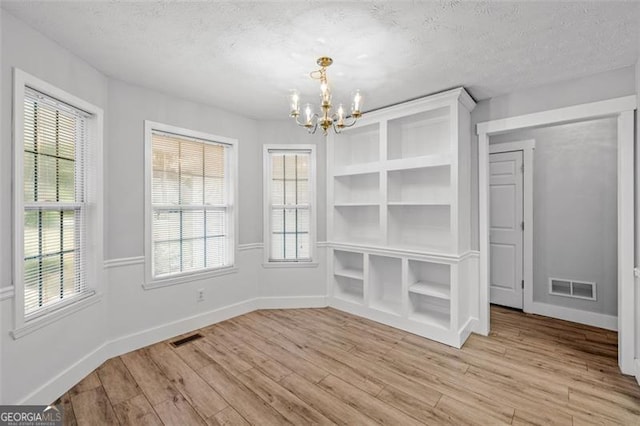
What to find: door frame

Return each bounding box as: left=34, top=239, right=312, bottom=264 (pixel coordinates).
left=476, top=95, right=636, bottom=375
left=489, top=140, right=535, bottom=312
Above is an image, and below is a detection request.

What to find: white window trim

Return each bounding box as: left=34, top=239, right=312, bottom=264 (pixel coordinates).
left=262, top=144, right=317, bottom=266
left=12, top=68, right=104, bottom=339
left=143, top=120, right=239, bottom=289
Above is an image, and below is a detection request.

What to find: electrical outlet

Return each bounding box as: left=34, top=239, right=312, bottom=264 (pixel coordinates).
left=197, top=288, right=205, bottom=302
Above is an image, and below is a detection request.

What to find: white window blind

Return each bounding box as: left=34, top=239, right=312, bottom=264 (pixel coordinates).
left=268, top=150, right=312, bottom=261
left=22, top=87, right=90, bottom=316
left=151, top=131, right=231, bottom=277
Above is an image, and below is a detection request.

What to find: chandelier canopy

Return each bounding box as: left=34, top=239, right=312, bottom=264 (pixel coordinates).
left=288, top=57, right=363, bottom=135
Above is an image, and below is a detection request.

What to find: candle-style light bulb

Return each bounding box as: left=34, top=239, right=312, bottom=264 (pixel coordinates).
left=336, top=103, right=345, bottom=126
left=303, top=103, right=315, bottom=126
left=289, top=89, right=300, bottom=116
left=351, top=90, right=363, bottom=115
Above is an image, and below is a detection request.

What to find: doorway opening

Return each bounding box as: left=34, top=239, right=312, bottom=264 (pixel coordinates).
left=477, top=95, right=636, bottom=375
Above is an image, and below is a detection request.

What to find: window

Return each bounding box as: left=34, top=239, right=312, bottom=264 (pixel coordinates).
left=264, top=145, right=316, bottom=263
left=13, top=69, right=103, bottom=332
left=145, top=121, right=237, bottom=286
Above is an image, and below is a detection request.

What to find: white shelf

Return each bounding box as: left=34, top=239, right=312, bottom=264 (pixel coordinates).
left=387, top=201, right=449, bottom=206
left=409, top=281, right=450, bottom=300
left=334, top=267, right=364, bottom=281
left=388, top=165, right=450, bottom=205
left=333, top=163, right=380, bottom=177
left=385, top=154, right=450, bottom=172
left=334, top=203, right=379, bottom=207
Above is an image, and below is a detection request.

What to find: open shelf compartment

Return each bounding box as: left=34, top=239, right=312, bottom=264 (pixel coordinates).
left=387, top=107, right=450, bottom=160
left=387, top=165, right=450, bottom=205
left=387, top=205, right=451, bottom=252
left=408, top=260, right=451, bottom=300
left=333, top=250, right=364, bottom=280
left=334, top=205, right=380, bottom=245
left=334, top=172, right=380, bottom=205
left=408, top=293, right=450, bottom=329
left=333, top=123, right=380, bottom=168
left=369, top=255, right=402, bottom=315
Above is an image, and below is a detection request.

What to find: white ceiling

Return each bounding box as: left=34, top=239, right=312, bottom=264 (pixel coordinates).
left=2, top=1, right=639, bottom=119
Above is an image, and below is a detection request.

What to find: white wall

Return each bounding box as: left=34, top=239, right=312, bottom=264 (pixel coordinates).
left=491, top=118, right=618, bottom=316
left=471, top=66, right=637, bottom=249
left=0, top=10, right=109, bottom=405
left=0, top=11, right=327, bottom=405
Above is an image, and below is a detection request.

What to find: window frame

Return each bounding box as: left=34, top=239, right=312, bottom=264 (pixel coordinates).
left=144, top=120, right=238, bottom=289
left=12, top=68, right=104, bottom=338
left=263, top=144, right=317, bottom=266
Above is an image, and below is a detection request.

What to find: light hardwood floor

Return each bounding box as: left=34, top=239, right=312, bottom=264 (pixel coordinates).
left=55, top=306, right=640, bottom=425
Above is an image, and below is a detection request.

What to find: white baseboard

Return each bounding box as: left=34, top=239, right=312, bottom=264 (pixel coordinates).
left=635, top=359, right=640, bottom=386
left=17, top=296, right=326, bottom=405
left=527, top=301, right=617, bottom=331
left=257, top=296, right=327, bottom=309
left=459, top=317, right=477, bottom=345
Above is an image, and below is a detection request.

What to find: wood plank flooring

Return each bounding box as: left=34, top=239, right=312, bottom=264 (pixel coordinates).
left=55, top=306, right=640, bottom=425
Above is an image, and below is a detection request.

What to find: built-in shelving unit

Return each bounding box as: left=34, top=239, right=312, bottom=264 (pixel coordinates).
left=327, top=88, right=479, bottom=348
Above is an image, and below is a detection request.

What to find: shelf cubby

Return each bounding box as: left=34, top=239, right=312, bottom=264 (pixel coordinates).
left=333, top=250, right=364, bottom=280
left=369, top=255, right=403, bottom=315
left=334, top=276, right=364, bottom=305
left=409, top=293, right=450, bottom=329
left=408, top=260, right=451, bottom=300
left=333, top=123, right=380, bottom=168
left=334, top=172, right=380, bottom=205
left=387, top=165, right=450, bottom=205
left=333, top=205, right=380, bottom=245
left=387, top=205, right=451, bottom=252
left=387, top=107, right=450, bottom=160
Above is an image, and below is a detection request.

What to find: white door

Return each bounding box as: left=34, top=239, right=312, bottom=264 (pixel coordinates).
left=489, top=151, right=524, bottom=309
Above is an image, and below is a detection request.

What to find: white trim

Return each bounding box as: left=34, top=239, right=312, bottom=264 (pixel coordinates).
left=489, top=139, right=535, bottom=313
left=12, top=68, right=104, bottom=333
left=489, top=139, right=536, bottom=153
left=261, top=262, right=319, bottom=269
left=143, top=120, right=239, bottom=288
left=103, top=256, right=145, bottom=269
left=142, top=267, right=239, bottom=290
left=262, top=144, right=317, bottom=264
left=635, top=359, right=640, bottom=386
left=257, top=296, right=327, bottom=309
left=327, top=242, right=479, bottom=264
left=476, top=95, right=636, bottom=374
left=238, top=243, right=263, bottom=252
left=477, top=95, right=637, bottom=135
left=0, top=286, right=15, bottom=301
left=316, top=241, right=330, bottom=248
left=11, top=293, right=102, bottom=339
left=15, top=295, right=328, bottom=405
left=528, top=301, right=617, bottom=331
left=17, top=297, right=257, bottom=405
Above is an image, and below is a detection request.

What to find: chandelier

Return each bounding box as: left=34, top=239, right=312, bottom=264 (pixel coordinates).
left=288, top=57, right=363, bottom=135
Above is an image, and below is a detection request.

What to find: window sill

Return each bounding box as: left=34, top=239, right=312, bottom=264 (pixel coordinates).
left=11, top=291, right=101, bottom=340
left=262, top=262, right=319, bottom=269
left=143, top=266, right=239, bottom=290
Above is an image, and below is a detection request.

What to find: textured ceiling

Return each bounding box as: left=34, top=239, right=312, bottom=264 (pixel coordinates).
left=2, top=1, right=638, bottom=119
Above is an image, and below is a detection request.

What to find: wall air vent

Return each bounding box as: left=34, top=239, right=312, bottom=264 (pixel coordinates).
left=549, top=278, right=596, bottom=301
left=170, top=333, right=204, bottom=347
